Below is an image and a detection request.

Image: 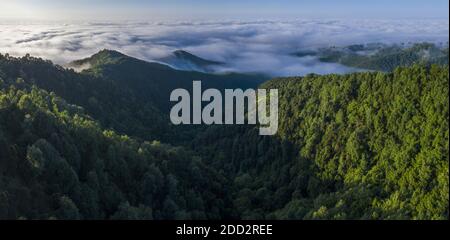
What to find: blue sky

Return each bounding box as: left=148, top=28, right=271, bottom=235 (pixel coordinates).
left=1, top=0, right=449, bottom=20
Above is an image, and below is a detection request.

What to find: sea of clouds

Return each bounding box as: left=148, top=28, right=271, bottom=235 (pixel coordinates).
left=0, top=19, right=448, bottom=76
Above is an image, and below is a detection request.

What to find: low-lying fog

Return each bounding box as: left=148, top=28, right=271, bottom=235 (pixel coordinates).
left=1, top=19, right=448, bottom=76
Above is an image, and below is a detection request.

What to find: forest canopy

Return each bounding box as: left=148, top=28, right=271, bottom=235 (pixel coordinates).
left=0, top=51, right=448, bottom=220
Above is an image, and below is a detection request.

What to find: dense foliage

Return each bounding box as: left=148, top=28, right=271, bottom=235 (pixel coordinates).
left=0, top=50, right=448, bottom=220
left=194, top=64, right=449, bottom=219
left=0, top=84, right=235, bottom=219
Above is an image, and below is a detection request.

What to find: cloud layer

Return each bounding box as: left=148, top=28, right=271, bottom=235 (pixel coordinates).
left=1, top=19, right=448, bottom=76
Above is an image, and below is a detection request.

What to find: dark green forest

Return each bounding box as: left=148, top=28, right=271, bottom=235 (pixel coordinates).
left=0, top=50, right=448, bottom=219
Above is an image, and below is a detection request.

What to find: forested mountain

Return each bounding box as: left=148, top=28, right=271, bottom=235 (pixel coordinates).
left=69, top=50, right=264, bottom=110
left=0, top=50, right=448, bottom=220
left=4, top=51, right=265, bottom=142
left=294, top=42, right=449, bottom=72
left=193, top=64, right=449, bottom=219
left=0, top=51, right=260, bottom=219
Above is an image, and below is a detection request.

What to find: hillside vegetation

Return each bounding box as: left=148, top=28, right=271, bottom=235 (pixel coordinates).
left=194, top=65, right=448, bottom=219
left=0, top=51, right=448, bottom=219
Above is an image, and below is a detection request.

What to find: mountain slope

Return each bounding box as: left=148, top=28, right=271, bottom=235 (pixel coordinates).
left=192, top=64, right=449, bottom=219
left=3, top=51, right=267, bottom=142
left=70, top=50, right=265, bottom=110
left=0, top=85, right=232, bottom=220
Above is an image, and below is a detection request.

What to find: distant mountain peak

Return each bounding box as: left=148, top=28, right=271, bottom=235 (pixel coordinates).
left=66, top=49, right=128, bottom=70
left=172, top=50, right=223, bottom=65
left=173, top=49, right=192, bottom=56
left=93, top=49, right=128, bottom=59
left=157, top=50, right=224, bottom=72
left=65, top=49, right=173, bottom=74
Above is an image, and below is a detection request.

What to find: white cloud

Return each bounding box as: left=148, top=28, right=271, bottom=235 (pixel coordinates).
left=0, top=19, right=448, bottom=76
